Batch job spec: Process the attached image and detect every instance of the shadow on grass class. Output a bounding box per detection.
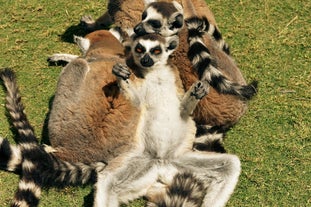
[59,23,89,43]
[41,95,54,145]
[83,189,95,207]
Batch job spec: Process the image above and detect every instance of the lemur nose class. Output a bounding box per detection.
[140,54,154,67]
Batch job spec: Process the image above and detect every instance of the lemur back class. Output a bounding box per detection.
[48,30,140,163]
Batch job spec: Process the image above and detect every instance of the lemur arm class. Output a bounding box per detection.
[112,63,141,107]
[180,81,208,119]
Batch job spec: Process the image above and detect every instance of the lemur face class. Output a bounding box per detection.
[134,1,184,37]
[131,34,179,69]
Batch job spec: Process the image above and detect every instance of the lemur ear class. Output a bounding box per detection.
[172,13,184,29]
[170,1,184,29]
[166,35,179,54]
[172,1,183,13]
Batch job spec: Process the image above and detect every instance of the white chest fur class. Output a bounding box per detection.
[134,67,192,158]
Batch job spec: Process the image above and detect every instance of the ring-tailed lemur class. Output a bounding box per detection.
[0,33,240,207]
[47,29,142,164]
[94,32,241,207]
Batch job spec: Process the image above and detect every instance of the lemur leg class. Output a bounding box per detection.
[48,35,89,64]
[48,59,90,141]
[47,54,79,64]
[174,151,241,207]
[73,35,90,55]
[94,154,159,207]
[112,63,141,107]
[180,81,209,119]
[80,12,113,32]
[54,58,90,100]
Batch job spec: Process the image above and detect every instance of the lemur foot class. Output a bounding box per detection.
[191,81,209,100]
[80,15,95,31]
[73,35,89,55]
[112,63,131,80]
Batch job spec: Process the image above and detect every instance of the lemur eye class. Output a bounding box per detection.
[135,43,145,54]
[151,47,162,55]
[148,20,162,29]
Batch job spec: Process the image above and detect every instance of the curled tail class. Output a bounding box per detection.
[202,17,231,55]
[0,68,105,206]
[186,17,258,100]
[146,172,207,207]
[181,0,230,54]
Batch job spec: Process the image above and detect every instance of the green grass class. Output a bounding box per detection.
[0,0,310,206]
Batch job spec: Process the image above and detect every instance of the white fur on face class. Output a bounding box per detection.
[132,39,169,68]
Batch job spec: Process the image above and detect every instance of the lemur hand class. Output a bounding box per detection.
[112,63,131,80]
[191,81,209,100]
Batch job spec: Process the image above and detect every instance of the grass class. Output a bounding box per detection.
[0,0,310,206]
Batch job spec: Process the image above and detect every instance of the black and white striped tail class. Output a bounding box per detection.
[0,68,105,207]
[0,68,37,144]
[193,124,227,153]
[0,137,105,207]
[187,16,230,55]
[146,172,207,207]
[186,17,258,100]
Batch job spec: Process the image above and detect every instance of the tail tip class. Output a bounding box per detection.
[243,80,258,100]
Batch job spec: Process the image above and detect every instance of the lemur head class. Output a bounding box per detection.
[126,33,179,71]
[134,1,184,37]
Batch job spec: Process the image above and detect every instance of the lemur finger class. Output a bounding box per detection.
[112,63,131,80]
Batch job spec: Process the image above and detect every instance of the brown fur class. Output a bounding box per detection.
[173,25,247,128]
[99,0,249,128]
[48,30,140,163]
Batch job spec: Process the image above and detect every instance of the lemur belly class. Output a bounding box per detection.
[136,68,189,157]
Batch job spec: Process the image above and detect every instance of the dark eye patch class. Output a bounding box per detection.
[135,43,146,54]
[150,46,162,55]
[142,11,147,20]
[148,19,162,29]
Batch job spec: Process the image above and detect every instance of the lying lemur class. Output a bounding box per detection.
[47,29,141,164]
[48,1,257,163]
[82,0,231,53]
[0,27,241,207]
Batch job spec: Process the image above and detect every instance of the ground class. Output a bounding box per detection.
[0,0,310,206]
